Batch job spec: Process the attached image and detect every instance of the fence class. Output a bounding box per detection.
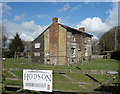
[2,64,119,94]
[2,56,119,93]
[14,52,32,64]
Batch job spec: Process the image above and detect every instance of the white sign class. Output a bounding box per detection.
[35,43,40,48]
[23,69,52,92]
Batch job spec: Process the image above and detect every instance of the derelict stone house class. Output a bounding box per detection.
[31,17,93,65]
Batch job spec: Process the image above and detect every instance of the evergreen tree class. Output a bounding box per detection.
[9,33,24,57]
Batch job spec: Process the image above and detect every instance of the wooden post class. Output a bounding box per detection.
[107,52,111,59]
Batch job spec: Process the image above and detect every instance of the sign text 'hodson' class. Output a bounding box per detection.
[23,69,52,92]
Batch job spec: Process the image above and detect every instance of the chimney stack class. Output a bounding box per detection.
[79,27,85,32]
[52,17,58,24]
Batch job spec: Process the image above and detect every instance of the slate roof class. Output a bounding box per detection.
[32,23,93,44]
[59,23,93,37]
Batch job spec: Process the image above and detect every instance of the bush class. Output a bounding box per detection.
[111,51,120,60]
[2,51,12,58]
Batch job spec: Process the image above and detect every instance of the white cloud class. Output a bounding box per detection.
[76,2,118,39]
[72,7,78,10]
[0,3,12,22]
[2,3,12,16]
[3,20,48,41]
[72,5,81,11]
[76,17,110,37]
[58,17,69,25]
[105,3,118,27]
[2,3,11,10]
[34,14,47,19]
[14,14,25,21]
[58,3,70,12]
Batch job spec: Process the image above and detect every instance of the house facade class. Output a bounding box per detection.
[31,17,93,65]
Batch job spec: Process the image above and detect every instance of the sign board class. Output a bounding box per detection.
[85,52,88,56]
[46,52,49,57]
[73,52,75,56]
[23,69,52,92]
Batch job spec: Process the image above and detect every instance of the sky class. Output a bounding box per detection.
[1,2,118,41]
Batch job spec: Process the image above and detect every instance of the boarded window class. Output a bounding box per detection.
[34,43,40,48]
[34,52,40,56]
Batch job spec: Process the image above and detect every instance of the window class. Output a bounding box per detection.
[34,52,40,56]
[85,37,88,44]
[34,43,40,48]
[73,37,76,41]
[85,45,91,51]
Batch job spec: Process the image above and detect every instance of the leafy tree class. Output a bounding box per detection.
[1,25,10,57]
[99,27,120,54]
[9,33,24,57]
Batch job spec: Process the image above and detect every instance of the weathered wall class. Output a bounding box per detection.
[49,23,59,65]
[66,31,71,65]
[31,19,92,65]
[58,25,67,65]
[31,33,44,63]
[67,31,86,64]
[65,29,92,64]
[84,36,92,61]
[44,29,50,64]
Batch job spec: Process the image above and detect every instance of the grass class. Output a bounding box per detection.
[53,73,70,82]
[53,82,85,91]
[66,73,94,82]
[3,58,73,70]
[110,78,120,83]
[3,58,119,71]
[89,74,114,83]
[2,58,119,92]
[75,59,119,71]
[5,71,15,78]
[5,80,22,86]
[66,73,113,83]
[11,71,23,80]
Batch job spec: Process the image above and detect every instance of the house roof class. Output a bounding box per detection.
[31,23,93,44]
[59,23,93,37]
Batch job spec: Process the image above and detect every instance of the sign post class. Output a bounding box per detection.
[23,69,52,92]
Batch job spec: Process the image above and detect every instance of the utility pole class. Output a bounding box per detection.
[115,27,118,51]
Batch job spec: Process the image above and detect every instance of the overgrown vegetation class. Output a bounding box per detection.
[99,27,120,53]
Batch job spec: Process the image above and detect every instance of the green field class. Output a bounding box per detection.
[2,58,120,93]
[3,58,119,70]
